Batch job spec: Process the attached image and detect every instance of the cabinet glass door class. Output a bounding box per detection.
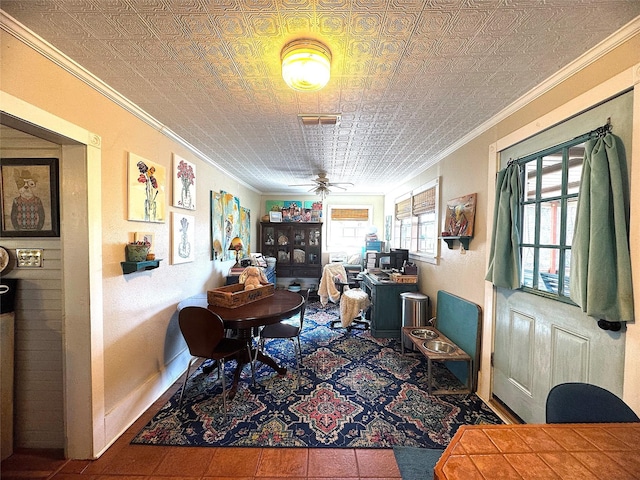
[262,226,277,258]
[276,227,290,264]
[308,227,321,265]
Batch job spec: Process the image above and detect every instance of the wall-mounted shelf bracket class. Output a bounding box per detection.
[121,259,162,275]
[441,236,472,250]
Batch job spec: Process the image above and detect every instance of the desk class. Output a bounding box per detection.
[360,273,418,338]
[178,290,304,396]
[434,423,640,479]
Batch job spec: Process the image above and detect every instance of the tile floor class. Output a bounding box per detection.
[1,381,402,480]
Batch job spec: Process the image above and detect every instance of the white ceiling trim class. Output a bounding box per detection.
[0,10,259,194]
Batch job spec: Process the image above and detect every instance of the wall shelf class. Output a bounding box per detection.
[121,259,162,275]
[441,236,472,250]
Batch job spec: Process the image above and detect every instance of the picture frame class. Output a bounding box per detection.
[269,211,282,223]
[0,158,60,237]
[127,152,166,223]
[171,212,195,264]
[172,154,196,210]
[134,231,155,253]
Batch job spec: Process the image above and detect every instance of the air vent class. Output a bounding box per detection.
[298,113,341,126]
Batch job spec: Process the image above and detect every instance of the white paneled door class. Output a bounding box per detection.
[493,288,626,424]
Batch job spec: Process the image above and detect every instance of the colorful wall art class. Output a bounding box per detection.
[172,154,196,210]
[128,152,166,223]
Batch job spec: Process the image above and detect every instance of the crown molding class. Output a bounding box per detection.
[0,10,259,194]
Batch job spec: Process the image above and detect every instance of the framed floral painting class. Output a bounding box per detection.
[172,154,196,210]
[171,212,195,264]
[128,153,166,223]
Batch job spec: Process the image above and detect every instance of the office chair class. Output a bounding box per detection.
[254,290,309,388]
[546,382,640,424]
[178,306,255,416]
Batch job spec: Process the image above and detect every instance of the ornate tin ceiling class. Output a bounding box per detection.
[2,1,639,195]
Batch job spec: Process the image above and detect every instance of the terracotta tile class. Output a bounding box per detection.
[458,429,499,454]
[471,453,522,479]
[485,428,533,453]
[92,475,147,480]
[308,448,358,478]
[504,453,560,479]
[202,477,254,480]
[58,459,94,474]
[538,452,599,478]
[572,451,633,478]
[94,444,168,476]
[153,447,216,476]
[355,449,401,478]
[1,449,66,472]
[440,455,483,480]
[206,447,262,477]
[514,427,562,451]
[256,448,308,477]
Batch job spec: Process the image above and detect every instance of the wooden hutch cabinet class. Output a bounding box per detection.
[259,222,322,279]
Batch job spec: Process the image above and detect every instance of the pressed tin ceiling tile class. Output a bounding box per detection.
[2,0,639,194]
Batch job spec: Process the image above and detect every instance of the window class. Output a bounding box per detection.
[327,206,372,250]
[518,139,585,299]
[394,178,439,262]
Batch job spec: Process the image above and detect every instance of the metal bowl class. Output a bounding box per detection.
[410,328,439,340]
[423,340,456,354]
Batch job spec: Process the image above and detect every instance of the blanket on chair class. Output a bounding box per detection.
[318,263,348,306]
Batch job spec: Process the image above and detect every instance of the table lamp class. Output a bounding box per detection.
[228,236,244,267]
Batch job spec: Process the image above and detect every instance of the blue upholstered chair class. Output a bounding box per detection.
[545,382,640,424]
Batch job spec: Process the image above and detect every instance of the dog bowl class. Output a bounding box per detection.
[410,329,439,340]
[423,340,456,354]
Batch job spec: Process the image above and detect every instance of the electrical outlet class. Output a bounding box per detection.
[16,248,43,267]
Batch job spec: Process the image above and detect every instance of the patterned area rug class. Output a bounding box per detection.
[132,301,502,448]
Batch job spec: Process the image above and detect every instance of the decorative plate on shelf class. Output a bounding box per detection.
[0,247,9,273]
[277,235,288,245]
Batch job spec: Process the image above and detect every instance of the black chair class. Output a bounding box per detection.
[546,382,640,424]
[178,306,255,416]
[254,290,309,388]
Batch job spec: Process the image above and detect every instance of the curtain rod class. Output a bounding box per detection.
[507,118,613,167]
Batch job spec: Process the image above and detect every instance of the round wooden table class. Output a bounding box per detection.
[178,290,305,397]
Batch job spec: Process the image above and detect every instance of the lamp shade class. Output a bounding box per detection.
[228,237,244,252]
[281,39,331,92]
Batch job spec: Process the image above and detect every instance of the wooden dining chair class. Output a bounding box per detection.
[178,306,255,416]
[546,382,640,424]
[254,289,309,388]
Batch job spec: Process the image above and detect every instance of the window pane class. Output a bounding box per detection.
[524,161,538,201]
[563,250,572,295]
[567,143,584,195]
[540,153,563,199]
[418,212,436,254]
[565,197,578,246]
[522,204,536,244]
[538,247,561,294]
[522,246,535,288]
[539,201,561,246]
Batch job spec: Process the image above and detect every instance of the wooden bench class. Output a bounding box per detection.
[401,290,482,395]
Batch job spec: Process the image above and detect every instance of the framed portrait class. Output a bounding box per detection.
[171,212,195,264]
[0,158,60,237]
[269,211,282,223]
[172,154,196,210]
[127,152,166,223]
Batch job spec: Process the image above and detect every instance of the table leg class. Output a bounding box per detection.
[227,329,287,399]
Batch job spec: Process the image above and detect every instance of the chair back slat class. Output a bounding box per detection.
[178,306,225,358]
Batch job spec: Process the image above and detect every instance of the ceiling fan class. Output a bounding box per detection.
[290,173,353,198]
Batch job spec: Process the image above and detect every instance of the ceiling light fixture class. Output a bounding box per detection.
[281,39,331,92]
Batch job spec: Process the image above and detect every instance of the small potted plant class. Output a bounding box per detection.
[126,240,151,262]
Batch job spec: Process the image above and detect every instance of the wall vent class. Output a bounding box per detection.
[298,114,341,126]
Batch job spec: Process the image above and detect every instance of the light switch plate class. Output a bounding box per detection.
[16,248,43,267]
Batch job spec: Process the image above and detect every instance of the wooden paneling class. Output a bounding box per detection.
[1,126,64,449]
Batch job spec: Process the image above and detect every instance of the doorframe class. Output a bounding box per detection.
[0,91,105,459]
[481,63,640,414]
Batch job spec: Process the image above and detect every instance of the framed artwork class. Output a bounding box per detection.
[210,191,223,260]
[221,191,241,261]
[172,154,196,210]
[127,152,166,223]
[265,200,322,222]
[269,211,282,222]
[171,212,195,264]
[134,231,154,253]
[444,193,477,237]
[0,158,60,237]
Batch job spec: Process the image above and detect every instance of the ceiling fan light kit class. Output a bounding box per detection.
[281,39,331,92]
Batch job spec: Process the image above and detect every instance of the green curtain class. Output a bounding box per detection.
[485,163,522,289]
[569,133,634,322]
